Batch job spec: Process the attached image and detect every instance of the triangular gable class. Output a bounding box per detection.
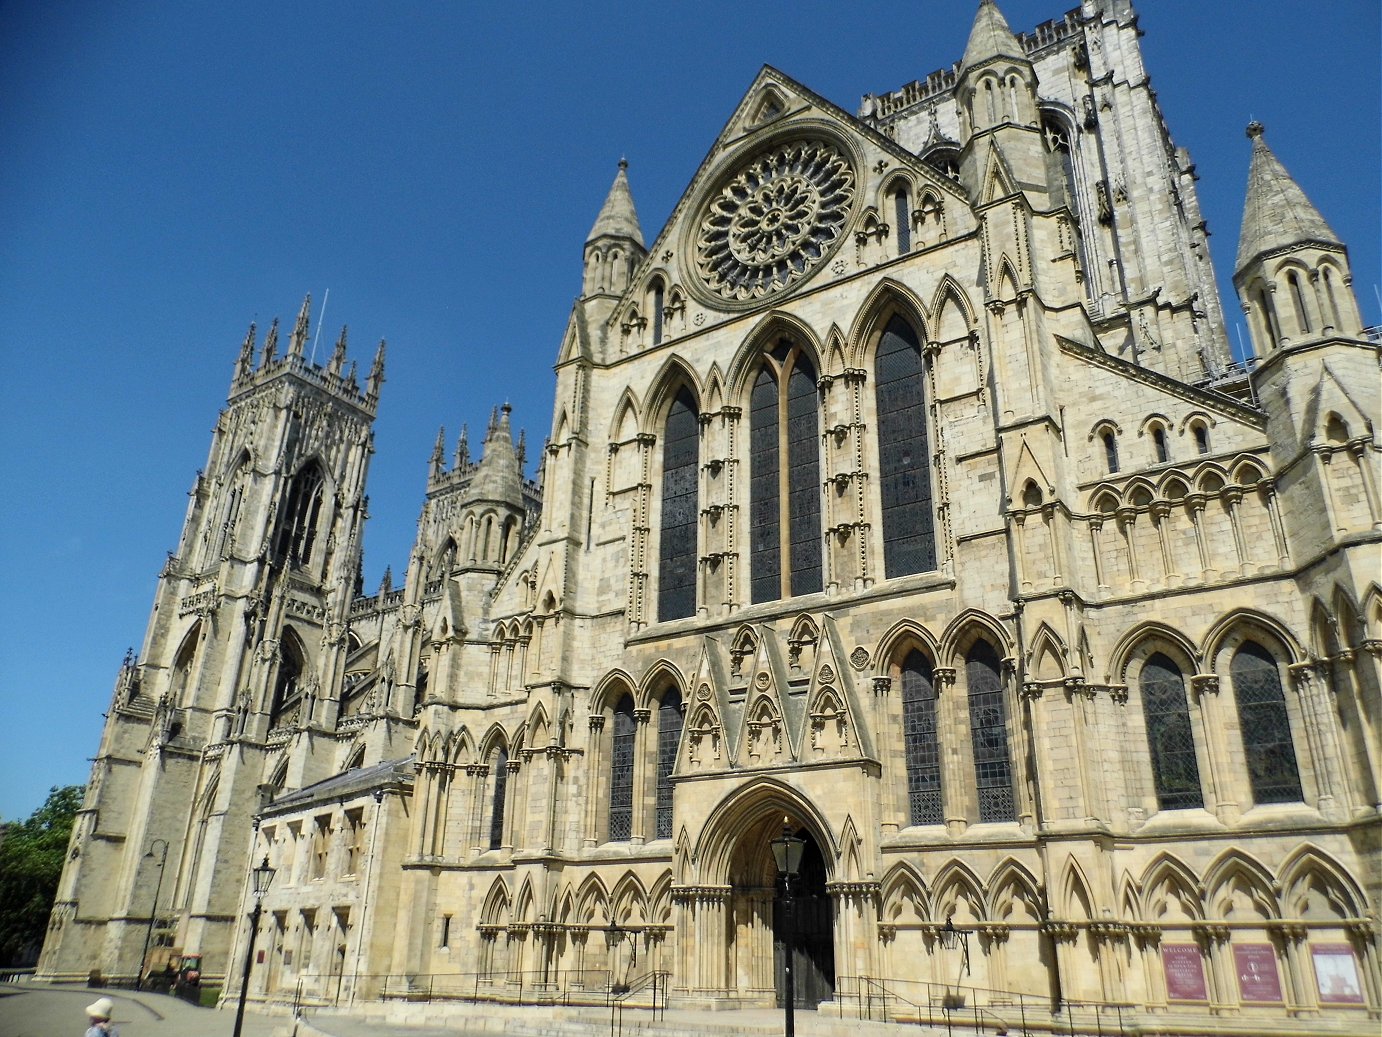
[977,138,1019,206]
[612,65,972,330]
[1304,361,1373,444]
[821,615,875,761]
[557,304,593,366]
[1010,437,1053,500]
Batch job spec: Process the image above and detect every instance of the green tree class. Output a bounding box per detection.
[0,785,83,965]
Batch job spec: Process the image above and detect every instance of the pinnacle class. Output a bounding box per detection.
[1235,122,1340,273]
[587,159,644,247]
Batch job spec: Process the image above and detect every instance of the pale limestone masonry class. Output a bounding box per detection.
[41,1,1379,1031]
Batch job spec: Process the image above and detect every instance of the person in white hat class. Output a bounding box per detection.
[84,996,118,1037]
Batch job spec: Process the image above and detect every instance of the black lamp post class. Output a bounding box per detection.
[770,821,805,1037]
[136,839,169,990]
[939,915,972,980]
[231,856,275,1037]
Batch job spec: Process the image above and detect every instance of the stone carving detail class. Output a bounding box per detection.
[696,140,855,301]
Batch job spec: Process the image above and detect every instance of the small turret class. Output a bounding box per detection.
[1234,122,1363,353]
[454,425,471,470]
[260,318,279,367]
[366,340,386,400]
[429,427,447,479]
[328,326,348,377]
[234,322,256,384]
[582,159,646,298]
[289,294,311,357]
[954,0,1053,206]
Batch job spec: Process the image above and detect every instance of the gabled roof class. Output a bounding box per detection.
[1235,122,1341,273]
[264,756,414,816]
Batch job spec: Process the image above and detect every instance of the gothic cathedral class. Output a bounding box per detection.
[41,1,1381,1028]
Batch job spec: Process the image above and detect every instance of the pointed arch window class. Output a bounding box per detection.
[1140,653,1203,810]
[1231,642,1303,804]
[658,389,699,621]
[274,462,325,567]
[651,281,665,346]
[1287,271,1311,334]
[750,340,822,602]
[1153,426,1169,464]
[1193,423,1210,455]
[875,316,937,578]
[893,185,911,255]
[269,632,305,729]
[608,694,636,841]
[488,747,508,849]
[655,688,683,840]
[899,650,942,825]
[966,641,1015,822]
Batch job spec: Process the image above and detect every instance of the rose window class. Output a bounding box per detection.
[696,140,855,302]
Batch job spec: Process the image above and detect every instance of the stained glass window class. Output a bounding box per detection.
[655,689,682,839]
[900,650,942,825]
[609,695,635,841]
[750,342,821,602]
[658,390,699,620]
[652,282,665,345]
[875,317,936,578]
[489,747,508,850]
[1231,642,1303,804]
[1140,653,1203,810]
[966,641,1015,822]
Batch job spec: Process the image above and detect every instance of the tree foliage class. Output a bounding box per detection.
[0,785,83,965]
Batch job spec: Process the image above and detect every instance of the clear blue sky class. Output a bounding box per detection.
[1,1,1377,822]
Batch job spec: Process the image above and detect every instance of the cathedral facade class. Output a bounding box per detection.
[41,1,1380,1029]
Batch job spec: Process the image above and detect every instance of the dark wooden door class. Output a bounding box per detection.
[773,832,835,1009]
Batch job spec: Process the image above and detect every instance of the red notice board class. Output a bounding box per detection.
[1233,943,1282,1003]
[1162,943,1208,1002]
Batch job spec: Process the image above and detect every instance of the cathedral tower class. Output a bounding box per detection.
[40,298,382,983]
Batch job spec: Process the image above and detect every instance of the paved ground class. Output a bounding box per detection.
[0,983,287,1037]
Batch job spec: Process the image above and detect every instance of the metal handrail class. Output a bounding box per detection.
[609,969,669,1037]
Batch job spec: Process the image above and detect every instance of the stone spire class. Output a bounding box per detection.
[961,0,1027,72]
[234,322,256,383]
[1235,122,1342,274]
[587,159,644,247]
[470,402,524,508]
[430,426,447,478]
[366,340,386,400]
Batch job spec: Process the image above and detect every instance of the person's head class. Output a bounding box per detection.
[85,997,114,1022]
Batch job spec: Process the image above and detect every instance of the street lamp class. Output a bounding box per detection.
[231,856,276,1037]
[604,919,627,994]
[136,839,169,990]
[770,820,805,1037]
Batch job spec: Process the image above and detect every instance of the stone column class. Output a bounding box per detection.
[1150,501,1176,583]
[1193,923,1235,1015]
[1270,922,1316,1017]
[583,714,605,848]
[1349,439,1382,529]
[1190,674,1237,823]
[1288,661,1347,818]
[1222,488,1249,574]
[1089,516,1109,590]
[936,667,967,835]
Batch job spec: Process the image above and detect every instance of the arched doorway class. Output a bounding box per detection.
[773,826,835,1010]
[721,811,836,1009]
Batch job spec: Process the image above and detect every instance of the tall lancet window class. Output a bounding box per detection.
[488,747,508,850]
[966,640,1015,822]
[750,340,822,602]
[608,694,636,841]
[900,650,942,825]
[654,688,682,839]
[875,316,937,578]
[1140,653,1203,810]
[1231,642,1303,804]
[893,185,911,255]
[658,389,699,621]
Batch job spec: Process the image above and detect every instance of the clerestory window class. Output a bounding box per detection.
[899,650,942,825]
[1140,653,1203,810]
[608,695,635,841]
[966,641,1015,822]
[654,689,682,839]
[1231,642,1303,804]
